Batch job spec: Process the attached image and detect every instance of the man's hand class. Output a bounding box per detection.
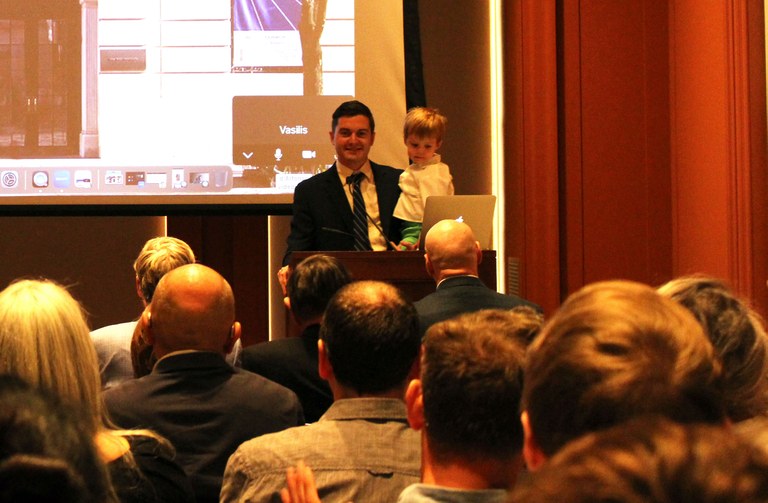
[280,461,321,503]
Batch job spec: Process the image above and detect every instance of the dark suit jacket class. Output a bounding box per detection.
[283,161,404,265]
[241,324,332,423]
[103,351,304,503]
[413,276,542,336]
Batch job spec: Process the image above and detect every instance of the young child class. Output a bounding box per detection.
[394,107,454,249]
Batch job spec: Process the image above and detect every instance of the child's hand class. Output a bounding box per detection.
[398,240,418,251]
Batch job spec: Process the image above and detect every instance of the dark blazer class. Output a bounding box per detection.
[241,324,332,423]
[283,161,404,265]
[103,351,304,503]
[414,276,542,336]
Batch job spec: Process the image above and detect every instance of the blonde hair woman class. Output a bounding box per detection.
[0,278,194,503]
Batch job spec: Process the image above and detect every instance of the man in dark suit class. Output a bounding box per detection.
[104,264,304,503]
[242,254,351,422]
[414,219,541,335]
[281,100,404,270]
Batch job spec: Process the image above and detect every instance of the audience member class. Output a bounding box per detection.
[521,280,726,471]
[280,99,404,272]
[398,308,542,502]
[658,275,768,421]
[414,219,540,335]
[509,416,768,503]
[221,280,422,503]
[0,278,195,502]
[242,254,351,422]
[0,374,115,503]
[91,236,241,387]
[104,264,304,503]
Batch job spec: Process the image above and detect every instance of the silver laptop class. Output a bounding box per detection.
[420,195,497,250]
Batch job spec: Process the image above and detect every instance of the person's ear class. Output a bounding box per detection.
[425,253,435,278]
[522,410,548,471]
[405,379,425,431]
[135,276,146,306]
[140,309,155,345]
[318,339,333,381]
[475,241,483,265]
[224,322,241,354]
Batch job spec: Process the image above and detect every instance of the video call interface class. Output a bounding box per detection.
[0,0,391,202]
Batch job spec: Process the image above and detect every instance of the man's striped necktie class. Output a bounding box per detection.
[346,172,372,251]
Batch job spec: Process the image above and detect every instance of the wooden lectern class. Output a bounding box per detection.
[288,250,497,303]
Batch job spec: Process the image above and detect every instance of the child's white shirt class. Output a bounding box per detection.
[393,154,454,222]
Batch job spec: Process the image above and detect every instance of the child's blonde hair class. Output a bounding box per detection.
[403,106,447,142]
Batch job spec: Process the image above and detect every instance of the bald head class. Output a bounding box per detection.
[145,264,238,357]
[424,219,481,281]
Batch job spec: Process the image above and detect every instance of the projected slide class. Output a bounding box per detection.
[0,0,405,209]
[232,0,304,72]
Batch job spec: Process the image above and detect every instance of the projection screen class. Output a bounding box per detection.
[0,0,406,213]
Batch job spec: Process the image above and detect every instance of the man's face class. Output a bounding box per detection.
[330,115,375,171]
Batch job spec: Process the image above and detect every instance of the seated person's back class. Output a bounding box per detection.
[222,281,423,503]
[104,264,304,503]
[242,254,351,422]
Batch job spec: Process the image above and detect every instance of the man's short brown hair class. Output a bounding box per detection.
[523,280,726,457]
[422,308,542,461]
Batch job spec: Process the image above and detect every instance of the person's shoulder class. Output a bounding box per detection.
[233,421,318,458]
[485,289,542,313]
[293,166,339,201]
[243,338,302,357]
[433,160,452,175]
[508,295,543,313]
[221,425,318,499]
[233,366,302,398]
[91,320,137,341]
[102,373,151,405]
[413,289,437,307]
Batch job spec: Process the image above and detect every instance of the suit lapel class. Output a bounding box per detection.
[324,164,354,231]
[372,162,396,235]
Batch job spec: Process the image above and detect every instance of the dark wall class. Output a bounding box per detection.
[418,0,492,197]
[0,216,163,329]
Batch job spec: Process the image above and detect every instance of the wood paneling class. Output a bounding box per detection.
[563,1,672,288]
[669,0,768,315]
[503,0,560,314]
[507,0,767,316]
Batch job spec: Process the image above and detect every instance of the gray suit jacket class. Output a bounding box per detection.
[221,398,420,503]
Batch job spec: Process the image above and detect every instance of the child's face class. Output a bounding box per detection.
[405,134,441,165]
